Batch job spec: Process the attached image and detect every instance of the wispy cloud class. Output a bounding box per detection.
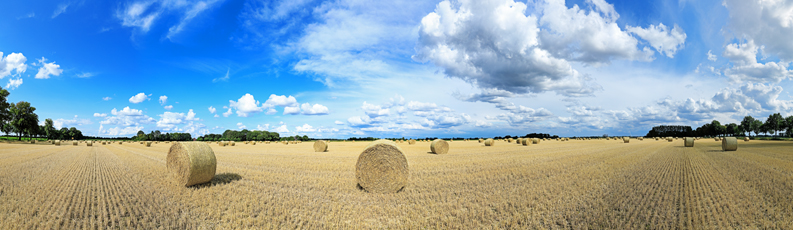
[17,12,35,20]
[52,3,70,18]
[212,68,230,82]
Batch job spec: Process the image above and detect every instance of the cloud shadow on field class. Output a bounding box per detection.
[191,173,242,188]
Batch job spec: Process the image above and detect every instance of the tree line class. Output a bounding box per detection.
[132,130,193,141]
[0,86,91,140]
[646,113,793,138]
[196,129,303,142]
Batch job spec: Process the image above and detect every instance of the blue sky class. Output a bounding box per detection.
[2,0,792,138]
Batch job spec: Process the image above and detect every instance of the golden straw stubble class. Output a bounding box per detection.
[313,140,328,152]
[430,139,449,154]
[167,142,217,187]
[355,140,409,193]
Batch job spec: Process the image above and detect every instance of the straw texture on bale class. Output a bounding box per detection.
[54,140,60,146]
[722,137,738,151]
[167,142,217,187]
[484,138,495,146]
[313,140,328,152]
[522,138,530,146]
[684,137,694,147]
[146,141,152,147]
[355,140,409,193]
[744,137,750,142]
[430,139,449,154]
[623,137,630,143]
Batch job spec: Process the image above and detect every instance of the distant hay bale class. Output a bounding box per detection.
[408,139,416,145]
[73,141,78,146]
[522,138,530,146]
[532,138,540,144]
[119,142,122,145]
[146,141,152,147]
[251,142,256,145]
[54,140,61,146]
[430,139,449,154]
[516,138,523,145]
[167,142,217,187]
[638,137,644,141]
[478,139,484,143]
[714,137,720,142]
[623,137,630,143]
[230,142,235,146]
[667,137,673,142]
[355,140,408,193]
[484,138,495,146]
[507,139,513,143]
[744,137,750,142]
[284,141,289,145]
[722,137,738,151]
[87,141,93,146]
[684,137,694,147]
[313,140,328,152]
[140,141,143,144]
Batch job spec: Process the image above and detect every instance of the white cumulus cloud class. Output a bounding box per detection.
[626,23,687,58]
[159,95,168,105]
[129,92,150,104]
[34,57,63,79]
[300,103,329,115]
[0,52,27,79]
[229,93,264,117]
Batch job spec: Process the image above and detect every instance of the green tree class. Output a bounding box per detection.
[44,118,56,139]
[766,113,785,136]
[726,123,738,136]
[710,120,724,137]
[0,87,10,135]
[785,115,793,137]
[741,116,755,137]
[751,120,763,136]
[9,101,39,140]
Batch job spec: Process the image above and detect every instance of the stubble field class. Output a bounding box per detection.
[1,139,792,229]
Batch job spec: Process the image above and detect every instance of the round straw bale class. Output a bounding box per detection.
[516,138,523,145]
[251,142,256,145]
[478,139,484,143]
[167,142,217,187]
[408,139,416,145]
[54,140,60,146]
[314,140,328,152]
[684,137,694,147]
[118,142,122,145]
[638,137,644,141]
[532,138,540,144]
[229,142,235,146]
[146,141,152,147]
[86,141,92,146]
[714,137,719,141]
[355,140,408,193]
[73,141,78,146]
[667,137,673,142]
[623,137,630,143]
[522,138,530,146]
[484,138,495,146]
[507,139,513,143]
[744,137,750,142]
[722,137,738,151]
[430,139,449,154]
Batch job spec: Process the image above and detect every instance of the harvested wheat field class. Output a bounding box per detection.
[1,139,793,229]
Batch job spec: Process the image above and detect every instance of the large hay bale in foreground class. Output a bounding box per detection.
[744,137,750,142]
[54,140,60,146]
[484,138,495,146]
[313,140,328,152]
[355,140,408,193]
[167,142,217,187]
[146,141,152,147]
[722,137,738,151]
[684,137,694,147]
[430,139,449,154]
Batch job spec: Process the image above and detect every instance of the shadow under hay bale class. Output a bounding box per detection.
[190,173,243,188]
